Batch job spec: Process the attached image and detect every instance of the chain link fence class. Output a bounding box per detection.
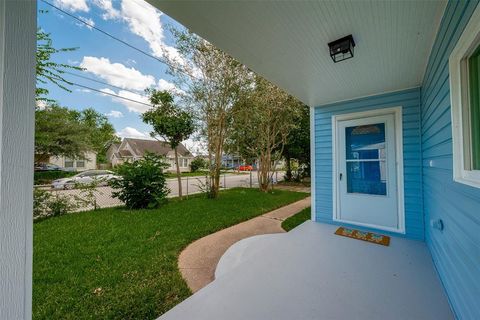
[34,171,284,216]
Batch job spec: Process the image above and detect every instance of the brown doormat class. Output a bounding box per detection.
[334,227,390,246]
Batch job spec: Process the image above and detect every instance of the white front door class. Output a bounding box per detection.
[334,110,403,232]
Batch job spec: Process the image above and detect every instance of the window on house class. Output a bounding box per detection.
[76,158,85,168]
[179,158,188,168]
[64,158,74,168]
[469,47,480,170]
[449,7,480,188]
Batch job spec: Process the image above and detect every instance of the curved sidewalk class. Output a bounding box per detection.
[178,196,311,292]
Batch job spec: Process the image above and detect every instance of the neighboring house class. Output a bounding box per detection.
[107,138,194,172]
[221,154,242,169]
[47,151,97,172]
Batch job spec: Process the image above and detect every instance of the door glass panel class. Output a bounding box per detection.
[346,123,385,160]
[347,161,387,195]
[345,122,387,195]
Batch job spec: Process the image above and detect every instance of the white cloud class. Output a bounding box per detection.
[92,0,120,20]
[75,88,92,93]
[93,0,188,68]
[77,16,95,30]
[157,78,186,96]
[183,138,207,156]
[36,100,47,110]
[116,127,151,139]
[105,110,123,118]
[125,58,137,66]
[99,87,152,113]
[120,0,165,57]
[80,56,156,92]
[53,0,89,12]
[157,79,176,92]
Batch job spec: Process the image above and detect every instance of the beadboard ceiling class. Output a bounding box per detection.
[149,1,446,107]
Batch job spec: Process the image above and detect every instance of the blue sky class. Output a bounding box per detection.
[37,0,201,150]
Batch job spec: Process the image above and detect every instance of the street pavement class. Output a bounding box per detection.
[46,172,285,210]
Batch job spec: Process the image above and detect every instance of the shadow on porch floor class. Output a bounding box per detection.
[159,221,453,320]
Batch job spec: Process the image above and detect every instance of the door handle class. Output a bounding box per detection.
[339,173,343,181]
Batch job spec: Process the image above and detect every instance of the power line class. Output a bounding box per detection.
[64,71,149,99]
[41,0,199,81]
[69,82,152,108]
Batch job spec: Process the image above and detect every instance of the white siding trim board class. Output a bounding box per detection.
[310,106,316,221]
[0,1,36,318]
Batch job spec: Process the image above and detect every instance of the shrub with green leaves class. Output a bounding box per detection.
[190,156,207,172]
[110,153,170,209]
[33,188,79,219]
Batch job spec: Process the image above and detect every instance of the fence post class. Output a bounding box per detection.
[249,170,252,188]
[186,176,189,198]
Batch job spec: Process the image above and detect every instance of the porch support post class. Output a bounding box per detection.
[0,1,36,319]
[310,106,316,221]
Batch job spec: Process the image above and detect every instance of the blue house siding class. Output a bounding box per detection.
[421,1,480,319]
[313,88,424,240]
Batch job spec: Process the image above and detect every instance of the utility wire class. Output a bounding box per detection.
[70,82,152,108]
[41,0,198,81]
[64,71,149,98]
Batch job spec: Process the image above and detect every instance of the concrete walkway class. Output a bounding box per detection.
[178,196,311,292]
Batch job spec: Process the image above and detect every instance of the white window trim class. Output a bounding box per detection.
[449,4,480,188]
[332,107,405,234]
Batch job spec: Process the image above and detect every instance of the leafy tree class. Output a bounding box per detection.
[142,90,195,198]
[76,108,119,164]
[190,156,207,172]
[230,76,303,192]
[282,105,310,181]
[35,105,118,164]
[35,105,91,163]
[36,29,83,102]
[110,153,170,209]
[163,29,252,198]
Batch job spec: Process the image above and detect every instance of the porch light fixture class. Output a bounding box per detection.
[328,35,355,63]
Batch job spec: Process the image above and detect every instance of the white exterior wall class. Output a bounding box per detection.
[166,157,192,172]
[0,1,36,318]
[49,151,97,171]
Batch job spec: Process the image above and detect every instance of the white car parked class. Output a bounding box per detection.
[51,170,120,189]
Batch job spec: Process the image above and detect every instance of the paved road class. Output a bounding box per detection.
[46,172,285,211]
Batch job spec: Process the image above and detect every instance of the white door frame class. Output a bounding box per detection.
[332,106,405,234]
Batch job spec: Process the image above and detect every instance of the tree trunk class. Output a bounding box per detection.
[285,154,292,181]
[211,148,222,198]
[174,147,183,199]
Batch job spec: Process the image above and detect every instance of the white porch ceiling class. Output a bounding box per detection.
[149,1,446,107]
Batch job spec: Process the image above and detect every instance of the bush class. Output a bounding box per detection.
[109,153,170,209]
[33,188,79,219]
[190,156,207,172]
[33,189,52,218]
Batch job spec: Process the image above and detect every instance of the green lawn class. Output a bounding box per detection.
[281,207,311,232]
[33,188,308,320]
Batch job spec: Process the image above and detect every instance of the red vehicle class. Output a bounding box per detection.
[238,165,253,171]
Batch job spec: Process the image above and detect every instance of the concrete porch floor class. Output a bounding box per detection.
[159,221,453,320]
